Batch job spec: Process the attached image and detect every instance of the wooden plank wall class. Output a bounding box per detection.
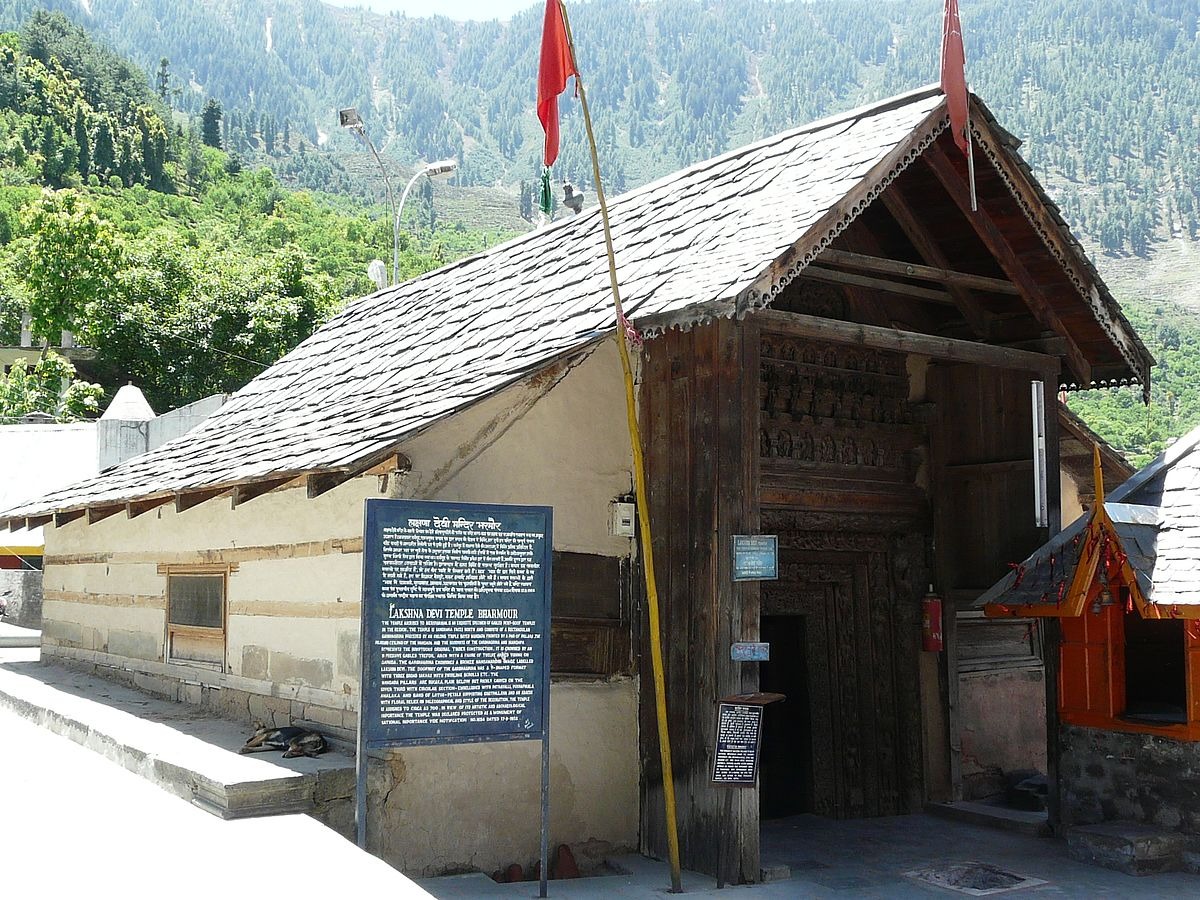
[926,362,1059,802]
[639,318,759,882]
[929,363,1044,596]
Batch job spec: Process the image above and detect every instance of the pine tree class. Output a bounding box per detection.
[519,179,532,221]
[93,117,114,175]
[201,98,222,149]
[73,107,90,178]
[117,132,136,185]
[156,58,171,104]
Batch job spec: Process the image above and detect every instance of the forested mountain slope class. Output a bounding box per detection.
[6,0,1199,260]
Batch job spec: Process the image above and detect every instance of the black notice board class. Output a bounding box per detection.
[711,702,764,786]
[360,499,552,749]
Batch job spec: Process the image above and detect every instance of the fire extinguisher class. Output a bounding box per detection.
[922,585,944,652]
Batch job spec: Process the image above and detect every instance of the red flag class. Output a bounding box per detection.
[940,0,969,155]
[537,0,577,168]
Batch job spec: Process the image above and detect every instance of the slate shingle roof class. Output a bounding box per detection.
[978,427,1200,609]
[0,86,1151,523]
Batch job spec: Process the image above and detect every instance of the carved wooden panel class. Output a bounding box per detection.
[759,334,923,488]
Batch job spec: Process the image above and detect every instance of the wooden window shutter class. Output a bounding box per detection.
[1187,622,1200,726]
[1059,601,1119,720]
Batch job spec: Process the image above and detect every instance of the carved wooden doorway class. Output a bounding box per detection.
[759,518,926,820]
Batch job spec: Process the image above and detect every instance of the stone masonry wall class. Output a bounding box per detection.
[0,569,42,628]
[1061,724,1200,835]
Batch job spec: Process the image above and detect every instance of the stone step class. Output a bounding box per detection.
[926,801,1049,836]
[0,623,41,648]
[1067,821,1184,876]
[0,653,355,824]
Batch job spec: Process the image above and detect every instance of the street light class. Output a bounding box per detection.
[339,108,458,286]
[339,108,397,280]
[393,158,458,285]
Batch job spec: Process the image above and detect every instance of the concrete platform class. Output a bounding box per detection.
[0,621,41,648]
[0,648,354,823]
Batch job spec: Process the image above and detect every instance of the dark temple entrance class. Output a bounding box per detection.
[759,613,812,819]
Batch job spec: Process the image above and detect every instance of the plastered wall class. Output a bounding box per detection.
[41,339,640,874]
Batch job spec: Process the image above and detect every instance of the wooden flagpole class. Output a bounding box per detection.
[556,1,683,891]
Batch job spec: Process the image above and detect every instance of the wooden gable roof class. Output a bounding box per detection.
[0,86,1153,527]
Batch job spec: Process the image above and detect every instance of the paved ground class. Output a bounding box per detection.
[420,813,1200,898]
[0,695,429,899]
[0,620,40,647]
[4,644,1199,898]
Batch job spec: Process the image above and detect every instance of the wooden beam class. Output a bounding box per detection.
[819,247,1020,295]
[876,191,999,340]
[175,486,231,513]
[126,496,173,519]
[1001,335,1069,356]
[54,509,86,528]
[921,142,1093,386]
[25,514,52,529]
[801,266,958,306]
[753,309,1060,375]
[835,217,947,336]
[87,504,124,525]
[231,476,294,508]
[307,452,411,500]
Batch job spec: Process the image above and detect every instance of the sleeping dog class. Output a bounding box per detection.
[239,724,328,758]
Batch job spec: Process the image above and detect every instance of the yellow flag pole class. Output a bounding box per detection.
[556,1,683,891]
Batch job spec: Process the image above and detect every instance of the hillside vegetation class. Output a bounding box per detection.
[0,12,511,416]
[7,0,1199,260]
[0,1,1199,463]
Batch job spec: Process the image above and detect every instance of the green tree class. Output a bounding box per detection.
[73,106,89,178]
[156,57,170,103]
[135,105,167,189]
[201,98,222,149]
[20,189,120,341]
[0,350,103,423]
[116,132,137,185]
[92,117,114,175]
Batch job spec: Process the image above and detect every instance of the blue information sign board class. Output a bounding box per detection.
[360,499,553,749]
[357,498,554,895]
[732,534,778,581]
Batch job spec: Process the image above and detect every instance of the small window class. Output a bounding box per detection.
[1123,611,1186,725]
[550,552,631,677]
[166,571,226,670]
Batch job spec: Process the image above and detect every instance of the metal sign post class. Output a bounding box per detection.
[356,499,553,897]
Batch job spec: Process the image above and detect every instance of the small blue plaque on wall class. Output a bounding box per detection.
[732,534,778,582]
[731,642,770,662]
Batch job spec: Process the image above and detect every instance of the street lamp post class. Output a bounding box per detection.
[338,108,457,287]
[338,108,397,276]
[392,158,458,286]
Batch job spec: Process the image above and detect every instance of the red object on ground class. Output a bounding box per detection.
[940,0,969,155]
[537,0,578,167]
[553,843,581,879]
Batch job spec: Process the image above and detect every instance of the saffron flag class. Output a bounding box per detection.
[537,0,577,168]
[940,0,969,155]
